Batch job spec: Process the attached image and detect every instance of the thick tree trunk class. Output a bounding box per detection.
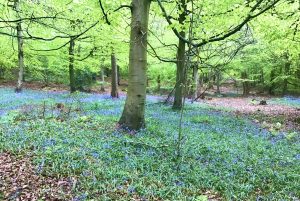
[69,37,76,93]
[173,36,186,109]
[111,53,119,98]
[119,0,151,130]
[15,0,24,93]
[173,0,187,109]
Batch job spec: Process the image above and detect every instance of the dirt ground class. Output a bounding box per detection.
[0,80,128,94]
[0,152,74,201]
[202,97,300,131]
[1,81,299,131]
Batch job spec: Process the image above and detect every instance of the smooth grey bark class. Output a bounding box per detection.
[111,53,119,98]
[69,37,76,93]
[173,0,187,109]
[173,38,186,109]
[119,0,151,130]
[15,0,24,93]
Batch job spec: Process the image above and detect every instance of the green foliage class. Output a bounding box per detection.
[75,68,97,91]
[194,195,208,201]
[0,0,299,94]
[190,116,212,124]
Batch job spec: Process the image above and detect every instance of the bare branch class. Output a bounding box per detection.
[30,21,99,51]
[98,0,111,25]
[114,5,133,12]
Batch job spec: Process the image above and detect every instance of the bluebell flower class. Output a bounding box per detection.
[91,152,99,159]
[175,180,184,186]
[36,159,45,174]
[102,143,111,149]
[117,185,123,190]
[73,193,87,201]
[127,186,136,194]
[295,154,300,160]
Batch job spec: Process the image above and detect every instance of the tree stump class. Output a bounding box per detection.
[259,100,267,105]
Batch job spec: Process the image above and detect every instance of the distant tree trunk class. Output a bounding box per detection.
[69,37,76,93]
[297,54,300,79]
[100,67,105,92]
[269,68,275,95]
[119,0,151,130]
[203,73,208,83]
[111,53,119,98]
[282,53,290,96]
[117,65,121,86]
[41,56,49,86]
[216,71,221,95]
[260,69,264,85]
[15,0,24,93]
[105,68,109,77]
[193,66,199,99]
[22,66,25,82]
[199,72,203,95]
[242,71,250,96]
[173,0,187,109]
[0,67,4,79]
[208,70,214,89]
[157,74,161,92]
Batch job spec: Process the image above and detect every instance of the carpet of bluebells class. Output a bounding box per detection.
[0,87,300,200]
[270,96,300,108]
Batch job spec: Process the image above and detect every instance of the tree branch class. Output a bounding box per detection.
[30,21,99,51]
[98,0,111,25]
[114,5,133,12]
[157,0,281,47]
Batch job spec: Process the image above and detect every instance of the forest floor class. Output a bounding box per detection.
[203,96,300,131]
[0,86,300,200]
